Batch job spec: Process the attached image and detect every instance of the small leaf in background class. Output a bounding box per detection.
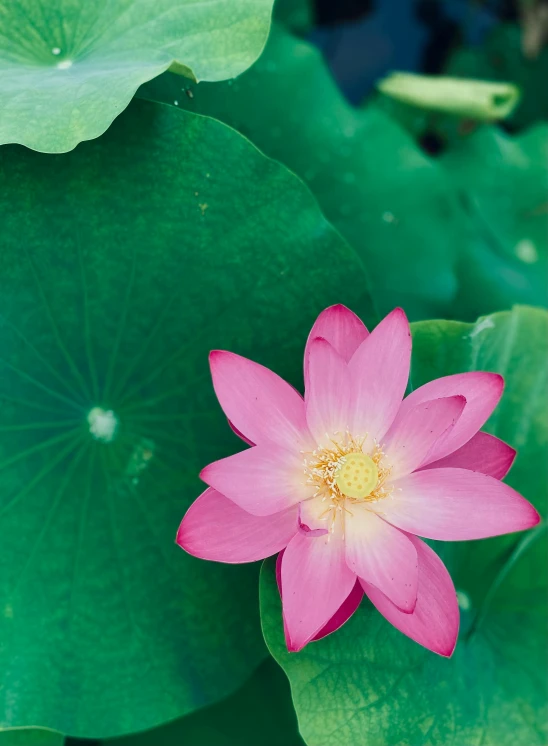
[0,0,274,153]
[377,72,520,121]
[139,25,547,322]
[0,99,373,738]
[0,730,63,746]
[105,658,304,746]
[261,306,548,746]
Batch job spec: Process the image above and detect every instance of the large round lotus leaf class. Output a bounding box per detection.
[0,99,372,738]
[140,25,546,323]
[0,0,274,153]
[261,306,548,746]
[106,658,304,746]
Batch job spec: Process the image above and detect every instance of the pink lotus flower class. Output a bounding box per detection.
[177,306,540,656]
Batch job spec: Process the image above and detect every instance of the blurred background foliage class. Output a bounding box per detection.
[141,0,547,323]
[0,0,546,743]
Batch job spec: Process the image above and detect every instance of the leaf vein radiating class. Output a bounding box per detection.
[109,279,187,402]
[24,245,92,402]
[77,231,100,402]
[9,440,88,596]
[103,242,138,402]
[0,428,83,476]
[101,447,157,672]
[0,432,83,518]
[0,313,85,405]
[0,420,81,432]
[128,482,176,573]
[118,377,210,413]
[0,357,84,412]
[0,395,71,416]
[116,300,234,406]
[66,447,95,636]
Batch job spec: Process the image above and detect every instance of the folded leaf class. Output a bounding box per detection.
[377,72,520,121]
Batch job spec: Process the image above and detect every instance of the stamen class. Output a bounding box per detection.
[301,432,393,522]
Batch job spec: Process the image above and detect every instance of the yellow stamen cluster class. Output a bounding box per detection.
[302,432,393,533]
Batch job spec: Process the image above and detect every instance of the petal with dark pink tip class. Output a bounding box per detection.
[394,372,504,465]
[209,350,313,451]
[348,308,412,442]
[377,468,541,540]
[177,488,298,563]
[421,431,516,479]
[201,444,309,517]
[345,506,418,612]
[304,304,369,384]
[361,534,459,657]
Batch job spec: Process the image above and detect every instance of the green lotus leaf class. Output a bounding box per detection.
[139,25,546,321]
[0,99,372,738]
[260,306,548,746]
[0,0,274,153]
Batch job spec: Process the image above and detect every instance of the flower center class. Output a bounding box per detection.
[335,452,378,498]
[302,433,392,507]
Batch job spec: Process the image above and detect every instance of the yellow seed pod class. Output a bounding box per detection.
[335,452,378,499]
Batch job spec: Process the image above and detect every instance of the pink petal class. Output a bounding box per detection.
[275,554,363,642]
[361,534,459,657]
[305,338,351,447]
[394,372,504,466]
[312,581,364,641]
[378,468,541,540]
[383,396,466,480]
[281,528,356,652]
[421,431,516,479]
[177,488,298,563]
[201,444,309,517]
[348,308,412,442]
[345,506,418,612]
[304,305,369,384]
[209,351,313,451]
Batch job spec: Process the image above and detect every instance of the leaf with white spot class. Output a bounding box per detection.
[0,99,373,737]
[0,0,274,152]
